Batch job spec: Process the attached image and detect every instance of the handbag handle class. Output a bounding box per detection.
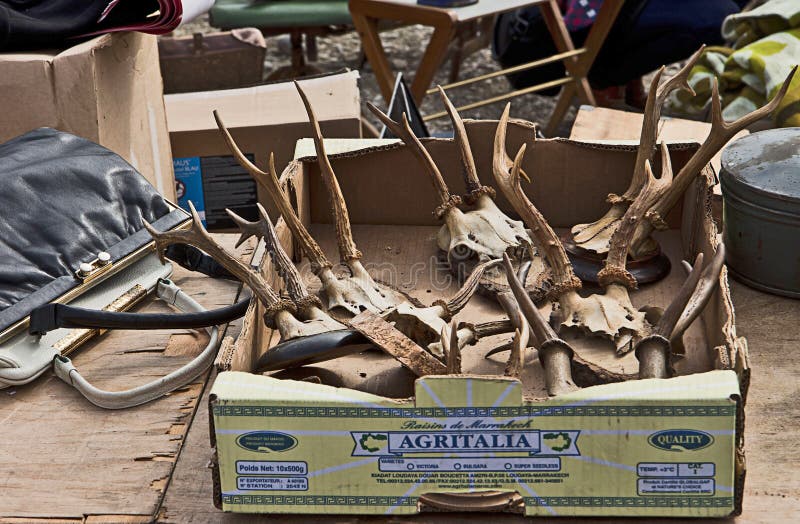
[51,279,224,409]
[29,279,250,335]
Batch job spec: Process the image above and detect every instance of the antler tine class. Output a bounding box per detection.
[213,110,332,272]
[255,203,319,308]
[437,85,490,200]
[493,142,580,298]
[632,66,798,255]
[367,102,461,218]
[599,142,673,289]
[654,252,705,338]
[295,82,362,262]
[504,253,577,396]
[226,209,264,249]
[440,320,462,374]
[670,244,726,341]
[502,253,556,344]
[144,201,285,311]
[443,258,503,314]
[493,103,530,183]
[625,47,703,200]
[505,326,528,379]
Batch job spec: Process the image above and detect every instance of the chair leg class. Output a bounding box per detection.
[306,33,318,62]
[449,37,464,84]
[291,30,306,72]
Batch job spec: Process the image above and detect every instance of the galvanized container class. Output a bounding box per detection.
[720,127,800,297]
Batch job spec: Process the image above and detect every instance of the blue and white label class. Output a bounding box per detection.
[173,156,206,225]
[237,476,308,491]
[351,430,579,456]
[638,478,715,495]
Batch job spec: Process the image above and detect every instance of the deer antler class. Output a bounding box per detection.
[227,204,346,336]
[492,136,581,299]
[295,82,361,263]
[144,201,289,315]
[494,112,675,352]
[214,111,331,272]
[630,67,797,257]
[570,48,703,254]
[440,320,462,374]
[503,254,578,396]
[367,102,461,218]
[635,246,726,378]
[145,201,348,349]
[215,111,402,318]
[391,258,501,357]
[367,101,537,289]
[294,83,406,313]
[226,204,313,310]
[437,86,494,201]
[437,87,534,259]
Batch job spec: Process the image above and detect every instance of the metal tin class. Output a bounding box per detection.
[720,127,800,297]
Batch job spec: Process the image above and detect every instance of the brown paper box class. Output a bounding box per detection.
[164,71,361,229]
[0,32,175,198]
[214,119,748,517]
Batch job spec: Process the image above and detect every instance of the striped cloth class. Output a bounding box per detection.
[667,0,800,127]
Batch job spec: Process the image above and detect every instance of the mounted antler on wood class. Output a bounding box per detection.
[569,47,704,257]
[493,113,727,383]
[567,45,796,280]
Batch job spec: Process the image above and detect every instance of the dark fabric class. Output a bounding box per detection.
[0,211,186,334]
[0,0,162,51]
[493,0,742,91]
[0,128,172,330]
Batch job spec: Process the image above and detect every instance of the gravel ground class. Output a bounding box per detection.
[174,17,683,137]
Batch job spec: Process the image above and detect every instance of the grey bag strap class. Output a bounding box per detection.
[52,279,221,409]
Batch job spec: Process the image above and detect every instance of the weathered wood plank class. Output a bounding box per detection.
[0,235,249,520]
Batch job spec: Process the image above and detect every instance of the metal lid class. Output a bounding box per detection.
[720,128,800,207]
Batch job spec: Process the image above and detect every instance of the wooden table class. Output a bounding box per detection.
[349,0,624,135]
[0,234,249,523]
[3,248,799,520]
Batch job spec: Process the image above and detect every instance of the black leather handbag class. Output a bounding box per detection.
[0,128,247,408]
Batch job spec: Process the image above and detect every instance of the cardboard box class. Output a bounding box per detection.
[0,33,174,198]
[164,71,361,230]
[158,29,267,95]
[209,120,748,517]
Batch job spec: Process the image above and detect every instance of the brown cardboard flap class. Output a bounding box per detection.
[298,128,698,230]
[0,33,174,198]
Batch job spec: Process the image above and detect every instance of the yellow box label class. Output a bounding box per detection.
[212,371,739,517]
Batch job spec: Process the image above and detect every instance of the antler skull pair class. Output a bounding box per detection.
[212,83,500,359]
[488,48,788,388]
[368,88,548,300]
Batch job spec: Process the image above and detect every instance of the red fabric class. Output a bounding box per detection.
[557,0,604,32]
[83,0,183,37]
